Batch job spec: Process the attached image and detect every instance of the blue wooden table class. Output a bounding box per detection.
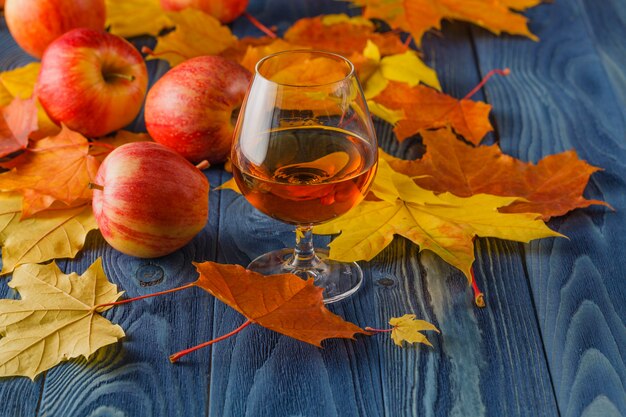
[1,0,625,416]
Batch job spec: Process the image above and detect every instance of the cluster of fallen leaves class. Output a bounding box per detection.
[0,259,437,379]
[0,0,610,379]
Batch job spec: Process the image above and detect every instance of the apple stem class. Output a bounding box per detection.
[141,46,189,60]
[94,282,195,311]
[105,73,136,82]
[195,160,210,170]
[169,319,253,363]
[470,267,486,308]
[243,12,277,38]
[88,183,104,191]
[463,68,510,100]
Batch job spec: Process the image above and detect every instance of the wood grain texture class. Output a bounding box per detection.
[472,0,626,416]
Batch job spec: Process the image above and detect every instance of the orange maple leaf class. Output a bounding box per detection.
[384,128,610,220]
[372,81,492,144]
[0,97,37,157]
[283,14,407,58]
[352,0,540,45]
[0,125,99,218]
[193,262,368,346]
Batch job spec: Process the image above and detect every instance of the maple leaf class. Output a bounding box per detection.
[0,63,59,139]
[237,38,308,73]
[105,0,173,38]
[314,158,562,280]
[149,9,237,67]
[370,81,492,144]
[283,14,407,58]
[0,194,97,275]
[385,128,609,220]
[352,0,539,45]
[219,36,276,64]
[192,262,368,346]
[0,259,124,379]
[361,41,440,99]
[0,125,100,217]
[388,314,439,347]
[0,97,37,157]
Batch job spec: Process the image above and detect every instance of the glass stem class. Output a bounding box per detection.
[289,226,320,269]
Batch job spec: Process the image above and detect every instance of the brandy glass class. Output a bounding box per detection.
[231,50,378,303]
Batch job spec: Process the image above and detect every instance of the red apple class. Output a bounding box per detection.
[37,28,148,138]
[92,142,209,258]
[160,0,248,23]
[5,0,105,59]
[145,56,251,164]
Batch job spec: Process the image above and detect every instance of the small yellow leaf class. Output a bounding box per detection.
[150,9,237,67]
[0,202,98,275]
[362,42,440,99]
[0,63,40,99]
[0,259,124,379]
[367,100,405,125]
[216,177,241,193]
[105,0,173,38]
[389,314,439,347]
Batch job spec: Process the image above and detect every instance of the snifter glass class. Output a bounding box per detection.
[231,50,378,303]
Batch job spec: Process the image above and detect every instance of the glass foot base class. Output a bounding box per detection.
[247,248,363,304]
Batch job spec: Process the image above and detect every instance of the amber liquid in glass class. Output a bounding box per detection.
[232,126,377,225]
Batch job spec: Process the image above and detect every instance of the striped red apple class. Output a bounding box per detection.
[144,56,251,164]
[5,0,105,58]
[37,28,148,137]
[92,142,209,258]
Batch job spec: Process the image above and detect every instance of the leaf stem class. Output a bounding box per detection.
[94,282,195,311]
[364,326,393,333]
[463,68,510,100]
[243,12,277,38]
[169,319,253,363]
[470,267,485,308]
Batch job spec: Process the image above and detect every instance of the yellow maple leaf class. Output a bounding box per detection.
[362,41,441,99]
[0,259,124,379]
[388,314,439,347]
[0,194,97,275]
[0,63,59,138]
[314,158,562,280]
[149,9,237,67]
[105,0,173,38]
[0,125,100,217]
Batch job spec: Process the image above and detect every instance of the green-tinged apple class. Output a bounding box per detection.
[5,0,105,58]
[92,142,209,258]
[37,28,148,137]
[160,0,249,23]
[145,56,251,164]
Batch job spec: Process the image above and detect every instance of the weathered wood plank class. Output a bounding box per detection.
[578,0,626,108]
[472,0,626,416]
